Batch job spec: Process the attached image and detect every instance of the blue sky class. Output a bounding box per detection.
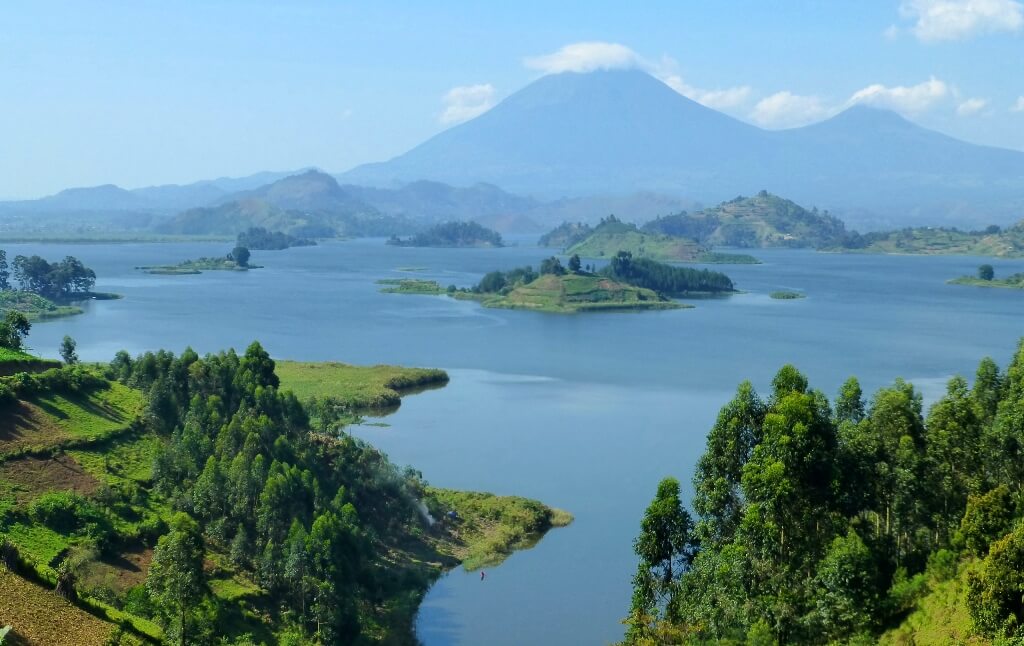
[2,0,1022,198]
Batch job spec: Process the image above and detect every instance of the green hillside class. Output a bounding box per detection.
[643,190,848,248]
[0,350,568,645]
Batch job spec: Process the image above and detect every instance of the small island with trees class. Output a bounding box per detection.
[139,246,258,275]
[0,250,114,321]
[380,251,736,313]
[949,264,1024,289]
[387,220,504,248]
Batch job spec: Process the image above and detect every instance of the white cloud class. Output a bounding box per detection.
[439,84,496,125]
[749,92,831,128]
[660,74,753,110]
[524,43,752,111]
[956,97,989,115]
[900,0,1024,41]
[847,77,950,113]
[523,42,642,74]
[1012,96,1024,111]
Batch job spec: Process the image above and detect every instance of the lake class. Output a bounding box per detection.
[8,238,1024,645]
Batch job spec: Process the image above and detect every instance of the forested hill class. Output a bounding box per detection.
[625,339,1024,645]
[643,191,848,248]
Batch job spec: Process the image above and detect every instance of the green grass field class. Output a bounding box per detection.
[949,274,1024,289]
[275,360,449,409]
[34,382,144,442]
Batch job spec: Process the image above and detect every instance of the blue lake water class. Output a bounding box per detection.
[7,238,1024,645]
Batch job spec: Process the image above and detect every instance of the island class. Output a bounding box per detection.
[0,342,571,645]
[0,251,115,321]
[836,222,1024,258]
[949,264,1024,289]
[138,245,258,274]
[236,226,315,250]
[642,190,848,249]
[769,290,807,299]
[380,251,736,313]
[553,215,761,264]
[387,220,504,248]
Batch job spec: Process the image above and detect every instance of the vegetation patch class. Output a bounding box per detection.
[138,245,258,275]
[0,400,72,457]
[567,215,705,262]
[0,454,101,508]
[425,488,573,570]
[0,290,83,320]
[0,567,121,645]
[376,278,447,295]
[769,290,806,299]
[949,266,1024,289]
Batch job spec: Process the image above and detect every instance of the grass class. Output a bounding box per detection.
[879,559,986,646]
[0,568,124,645]
[0,381,143,459]
[2,523,72,575]
[275,360,449,410]
[68,432,162,486]
[769,290,807,299]
[377,278,447,295]
[35,382,144,442]
[426,487,573,570]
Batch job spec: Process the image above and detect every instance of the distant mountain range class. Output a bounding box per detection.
[3,69,1022,235]
[341,69,1024,229]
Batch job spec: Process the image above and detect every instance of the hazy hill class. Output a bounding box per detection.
[159,171,409,237]
[341,69,1024,228]
[643,191,848,248]
[340,180,540,222]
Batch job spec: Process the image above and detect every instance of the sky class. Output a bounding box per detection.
[2,0,1023,199]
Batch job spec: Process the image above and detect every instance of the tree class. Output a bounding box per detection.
[835,377,865,424]
[812,529,881,639]
[147,513,208,645]
[978,264,995,281]
[0,249,9,291]
[539,256,565,276]
[59,335,78,364]
[230,246,251,267]
[568,254,582,273]
[0,311,30,350]
[627,477,696,643]
[967,524,1024,639]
